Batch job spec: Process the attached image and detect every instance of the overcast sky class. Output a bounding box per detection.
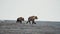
[0,0,60,21]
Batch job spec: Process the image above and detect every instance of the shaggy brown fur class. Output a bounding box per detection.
[16,17,24,23]
[26,16,38,24]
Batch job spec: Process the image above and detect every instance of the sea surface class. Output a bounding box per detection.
[0,20,60,34]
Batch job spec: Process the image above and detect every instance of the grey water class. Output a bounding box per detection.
[0,20,60,34]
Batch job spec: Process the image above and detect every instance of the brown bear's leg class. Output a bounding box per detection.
[29,21,31,24]
[32,20,36,24]
[26,21,31,24]
[20,21,22,24]
[26,21,28,24]
[16,21,19,23]
[16,19,20,23]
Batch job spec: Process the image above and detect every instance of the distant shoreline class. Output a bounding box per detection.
[0,20,60,23]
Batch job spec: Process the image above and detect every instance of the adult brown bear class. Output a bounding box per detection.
[16,17,24,24]
[26,16,38,24]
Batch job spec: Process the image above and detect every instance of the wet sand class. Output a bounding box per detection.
[0,20,60,34]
